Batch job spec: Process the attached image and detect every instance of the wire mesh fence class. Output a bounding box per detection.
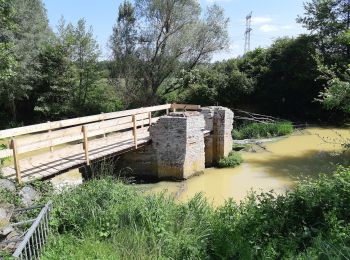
[11,200,52,259]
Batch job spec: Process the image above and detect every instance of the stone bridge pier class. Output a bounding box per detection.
[115,106,234,180]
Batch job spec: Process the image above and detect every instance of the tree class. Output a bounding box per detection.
[250,36,324,118]
[297,0,350,62]
[55,18,103,115]
[0,0,51,123]
[34,43,75,120]
[109,0,141,107]
[110,0,229,105]
[298,0,350,117]
[165,68,220,105]
[0,0,16,81]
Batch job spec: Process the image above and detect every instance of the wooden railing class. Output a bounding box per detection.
[0,104,200,184]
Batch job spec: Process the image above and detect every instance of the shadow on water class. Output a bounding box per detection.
[246,149,350,182]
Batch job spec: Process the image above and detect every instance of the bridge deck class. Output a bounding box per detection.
[1,130,150,182]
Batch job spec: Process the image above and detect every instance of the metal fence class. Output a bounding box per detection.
[11,200,52,259]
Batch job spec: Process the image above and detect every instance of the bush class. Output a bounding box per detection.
[218,152,243,168]
[42,167,350,259]
[209,166,350,259]
[232,121,293,139]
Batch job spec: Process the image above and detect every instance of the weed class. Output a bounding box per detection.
[218,152,243,168]
[232,121,294,139]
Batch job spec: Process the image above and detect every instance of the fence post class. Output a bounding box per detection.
[82,126,90,165]
[132,115,138,149]
[148,112,152,126]
[10,139,22,184]
[47,121,53,152]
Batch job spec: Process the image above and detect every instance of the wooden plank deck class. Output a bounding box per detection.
[1,129,151,182]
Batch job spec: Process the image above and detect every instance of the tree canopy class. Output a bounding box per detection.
[110,0,229,105]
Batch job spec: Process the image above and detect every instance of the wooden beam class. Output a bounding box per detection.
[82,126,90,165]
[171,104,201,111]
[10,139,22,184]
[0,104,171,139]
[132,115,137,149]
[13,116,159,155]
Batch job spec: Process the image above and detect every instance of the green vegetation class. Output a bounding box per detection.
[218,151,243,168]
[164,0,350,123]
[0,0,229,128]
[232,121,294,140]
[41,167,350,259]
[1,0,349,129]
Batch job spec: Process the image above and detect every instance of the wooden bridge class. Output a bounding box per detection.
[0,104,200,184]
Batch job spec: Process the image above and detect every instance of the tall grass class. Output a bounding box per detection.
[42,167,350,259]
[232,121,294,139]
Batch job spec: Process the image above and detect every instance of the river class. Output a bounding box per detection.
[51,127,350,206]
[137,127,350,206]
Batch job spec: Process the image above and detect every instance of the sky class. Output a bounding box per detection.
[43,0,308,61]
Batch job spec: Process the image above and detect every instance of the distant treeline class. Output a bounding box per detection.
[0,0,349,129]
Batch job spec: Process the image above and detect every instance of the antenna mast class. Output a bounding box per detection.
[244,11,252,54]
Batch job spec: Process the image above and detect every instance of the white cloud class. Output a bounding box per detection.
[251,16,273,25]
[259,24,279,32]
[280,25,294,30]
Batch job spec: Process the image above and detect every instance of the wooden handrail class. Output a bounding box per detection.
[0,116,160,158]
[0,104,198,184]
[170,104,201,111]
[0,104,171,139]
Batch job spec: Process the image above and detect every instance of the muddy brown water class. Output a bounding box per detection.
[51,127,350,206]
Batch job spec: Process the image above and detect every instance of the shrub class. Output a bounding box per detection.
[209,166,350,259]
[218,152,243,168]
[232,121,293,139]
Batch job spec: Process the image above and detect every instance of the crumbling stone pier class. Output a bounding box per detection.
[117,106,234,179]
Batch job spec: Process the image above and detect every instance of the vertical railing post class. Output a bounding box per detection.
[101,112,106,138]
[47,121,53,152]
[10,139,22,184]
[82,126,90,165]
[148,112,152,126]
[132,115,138,149]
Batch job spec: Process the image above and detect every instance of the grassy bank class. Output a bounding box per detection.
[232,121,294,140]
[41,167,350,259]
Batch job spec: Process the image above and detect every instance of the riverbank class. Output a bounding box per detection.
[41,167,350,259]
